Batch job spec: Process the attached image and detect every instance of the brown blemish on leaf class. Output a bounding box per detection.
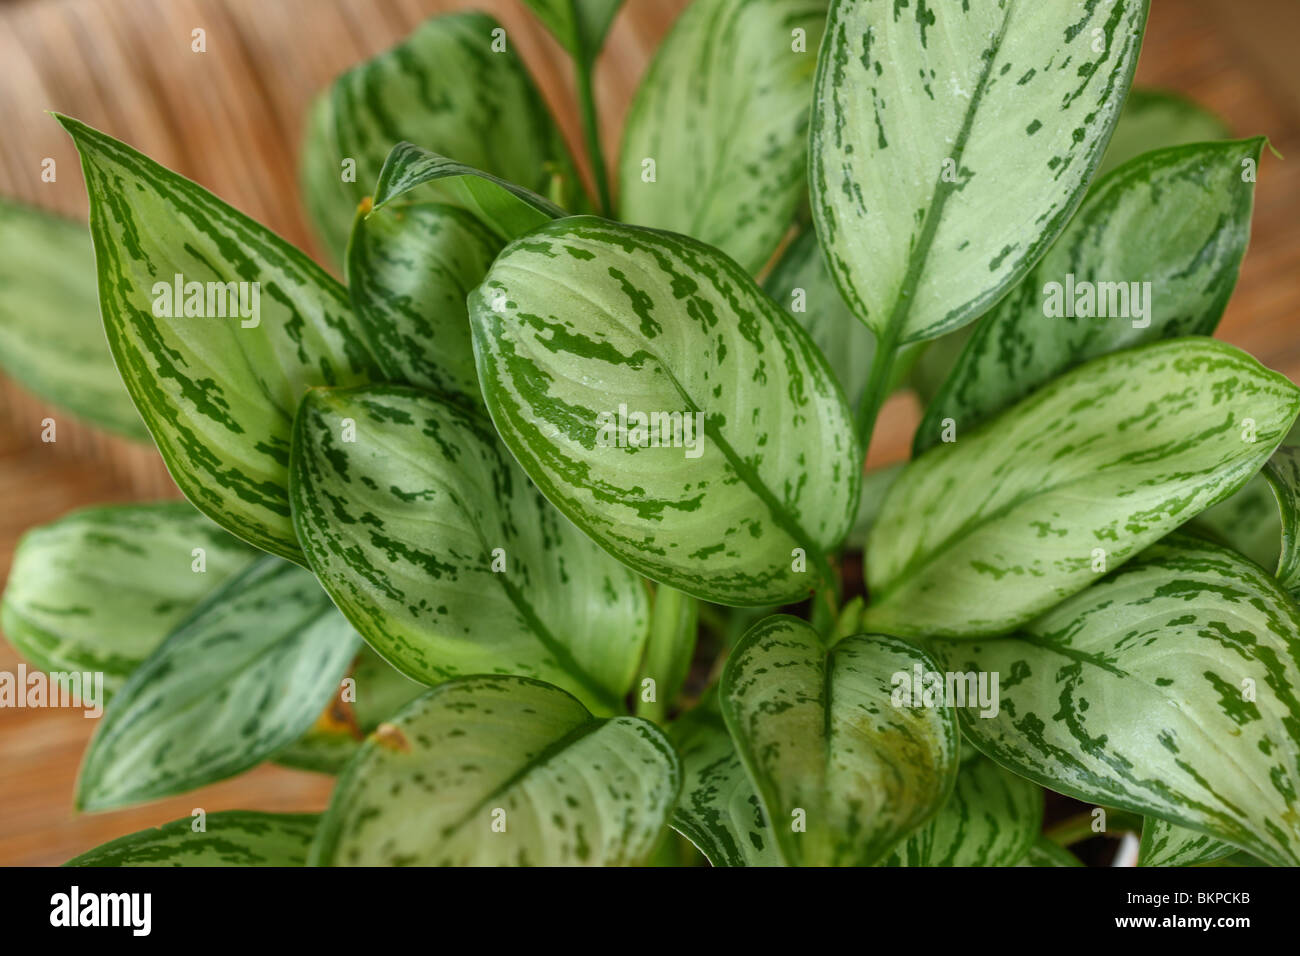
[372,722,411,753]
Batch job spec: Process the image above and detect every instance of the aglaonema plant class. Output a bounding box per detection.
[2,0,1297,868]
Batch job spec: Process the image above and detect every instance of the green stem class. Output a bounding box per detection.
[574,53,613,217]
[855,327,901,455]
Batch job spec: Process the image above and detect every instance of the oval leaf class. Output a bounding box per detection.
[810,0,1147,343]
[1096,88,1230,180]
[0,199,146,439]
[1,502,256,691]
[864,338,1300,638]
[524,0,623,63]
[58,115,381,561]
[309,676,681,866]
[77,557,359,811]
[289,384,650,713]
[1138,818,1237,868]
[916,138,1264,454]
[721,616,959,866]
[347,201,502,404]
[669,697,780,867]
[469,216,860,606]
[882,754,1043,867]
[1263,445,1300,597]
[619,0,826,273]
[302,11,578,256]
[64,811,319,867]
[934,534,1300,867]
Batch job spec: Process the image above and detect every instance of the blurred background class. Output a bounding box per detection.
[0,0,1296,865]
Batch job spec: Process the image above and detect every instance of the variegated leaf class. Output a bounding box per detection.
[523,0,623,63]
[618,0,826,273]
[0,199,146,439]
[669,696,780,867]
[845,463,902,551]
[883,754,1042,867]
[638,584,700,723]
[1187,472,1282,572]
[298,94,356,262]
[935,534,1300,868]
[1097,88,1230,180]
[1,502,255,692]
[371,143,565,243]
[1263,445,1300,597]
[469,217,860,607]
[721,616,959,866]
[347,201,502,404]
[810,0,1146,346]
[863,339,1300,638]
[1016,837,1082,868]
[289,384,650,713]
[301,11,578,257]
[64,811,319,867]
[915,138,1263,454]
[59,115,381,562]
[764,228,922,418]
[77,557,359,811]
[309,676,681,866]
[1138,818,1237,869]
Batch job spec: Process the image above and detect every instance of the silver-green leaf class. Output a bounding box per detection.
[1096,88,1230,181]
[0,199,147,439]
[76,557,359,811]
[935,534,1300,868]
[618,0,826,273]
[1138,818,1237,868]
[1263,445,1300,598]
[915,138,1264,454]
[64,811,319,867]
[469,216,860,607]
[721,616,959,866]
[810,0,1147,344]
[59,115,381,562]
[289,384,650,713]
[309,676,681,866]
[863,338,1300,639]
[301,11,579,257]
[1,502,256,692]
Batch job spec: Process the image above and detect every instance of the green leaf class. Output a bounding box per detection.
[764,228,923,416]
[76,557,359,811]
[618,0,826,273]
[289,384,650,713]
[1187,472,1283,572]
[883,755,1043,867]
[669,696,781,867]
[523,0,623,63]
[915,139,1264,454]
[1016,837,1083,868]
[301,11,578,257]
[720,616,959,866]
[0,199,147,439]
[1138,818,1237,868]
[298,94,357,262]
[1,502,256,692]
[347,201,502,404]
[58,115,381,562]
[64,811,319,867]
[469,216,860,607]
[309,676,681,865]
[934,533,1300,868]
[371,143,566,242]
[1263,445,1300,598]
[863,338,1300,638]
[638,584,700,723]
[810,0,1147,345]
[845,463,902,551]
[1096,88,1230,181]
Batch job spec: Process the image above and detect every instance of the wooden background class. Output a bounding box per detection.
[0,0,1296,866]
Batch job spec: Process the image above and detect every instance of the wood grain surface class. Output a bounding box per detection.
[0,0,1296,866]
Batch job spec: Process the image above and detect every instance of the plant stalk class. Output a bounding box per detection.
[574,53,613,217]
[855,326,902,455]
